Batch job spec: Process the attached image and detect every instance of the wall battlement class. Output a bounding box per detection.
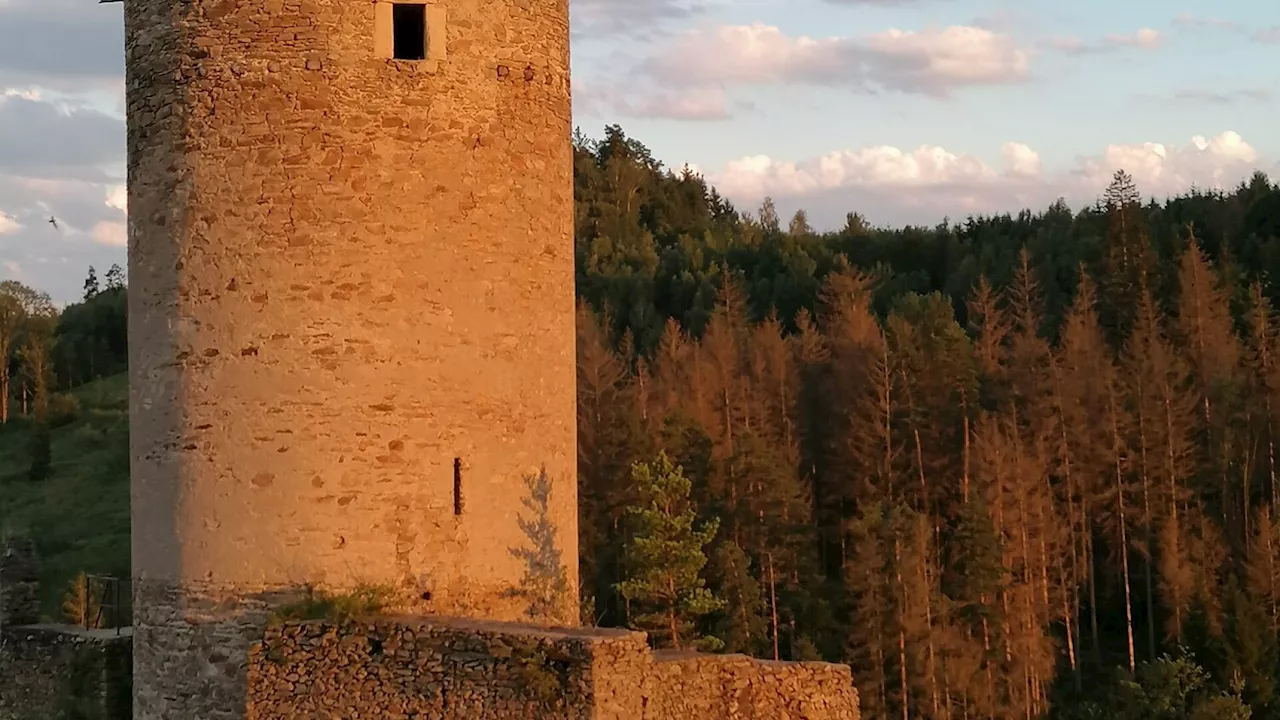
[248,616,860,719]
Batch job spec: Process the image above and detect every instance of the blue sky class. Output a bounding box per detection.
[1,0,1278,303]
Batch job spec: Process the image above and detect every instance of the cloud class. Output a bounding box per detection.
[641,23,1029,96]
[90,220,125,247]
[0,92,125,181]
[0,0,124,91]
[570,0,711,37]
[1051,28,1163,55]
[705,130,1274,229]
[1167,87,1273,104]
[1256,27,1280,44]
[0,169,127,303]
[1104,28,1162,49]
[105,184,126,213]
[1171,13,1240,31]
[0,84,127,301]
[574,79,732,121]
[822,0,943,4]
[576,22,1032,120]
[0,211,20,235]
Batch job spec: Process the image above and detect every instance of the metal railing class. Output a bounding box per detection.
[78,574,129,634]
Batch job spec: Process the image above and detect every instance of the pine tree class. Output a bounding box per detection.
[83,266,100,300]
[617,452,725,650]
[104,264,126,291]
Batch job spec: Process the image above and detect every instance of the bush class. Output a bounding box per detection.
[271,583,396,623]
[48,393,80,429]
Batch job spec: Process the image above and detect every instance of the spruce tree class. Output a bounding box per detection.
[617,452,724,650]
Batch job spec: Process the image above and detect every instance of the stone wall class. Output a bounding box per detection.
[0,536,39,627]
[247,616,860,719]
[0,625,133,720]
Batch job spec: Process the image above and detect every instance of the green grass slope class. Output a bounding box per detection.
[0,374,130,618]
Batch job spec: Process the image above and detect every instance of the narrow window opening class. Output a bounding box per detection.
[453,458,463,516]
[393,4,427,60]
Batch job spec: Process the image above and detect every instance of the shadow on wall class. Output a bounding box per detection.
[504,466,573,626]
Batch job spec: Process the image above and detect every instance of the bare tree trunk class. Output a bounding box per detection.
[1266,508,1279,631]
[1164,394,1184,640]
[668,576,680,650]
[895,539,909,720]
[768,553,780,661]
[962,395,972,504]
[981,612,995,720]
[1138,412,1157,661]
[1112,393,1136,673]
[921,516,940,720]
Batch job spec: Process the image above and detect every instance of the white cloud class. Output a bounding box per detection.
[1104,28,1162,50]
[105,184,126,213]
[1050,28,1163,55]
[636,22,1029,98]
[706,130,1273,229]
[1002,142,1041,176]
[1256,27,1280,44]
[570,0,711,37]
[0,210,19,234]
[90,220,125,247]
[574,79,731,121]
[1171,13,1240,31]
[2,87,39,101]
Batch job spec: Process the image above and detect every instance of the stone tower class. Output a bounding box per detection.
[123,0,576,716]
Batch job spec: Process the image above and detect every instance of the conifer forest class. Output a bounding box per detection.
[10,125,1280,717]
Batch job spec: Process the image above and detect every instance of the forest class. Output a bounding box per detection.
[7,124,1280,718]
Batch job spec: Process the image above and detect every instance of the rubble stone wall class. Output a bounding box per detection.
[247,617,860,719]
[0,625,133,720]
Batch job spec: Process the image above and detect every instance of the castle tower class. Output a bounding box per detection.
[123,0,576,716]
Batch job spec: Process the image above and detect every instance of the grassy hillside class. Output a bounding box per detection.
[0,374,130,618]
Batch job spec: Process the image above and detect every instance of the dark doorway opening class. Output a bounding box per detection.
[393,4,427,61]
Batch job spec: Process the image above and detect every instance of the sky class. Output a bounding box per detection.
[1,0,1278,304]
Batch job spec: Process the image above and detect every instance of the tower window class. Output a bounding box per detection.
[392,4,427,60]
[453,457,463,516]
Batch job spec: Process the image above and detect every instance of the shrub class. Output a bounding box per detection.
[271,583,397,623]
[48,393,80,429]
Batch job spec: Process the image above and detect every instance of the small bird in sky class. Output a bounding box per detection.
[48,216,58,230]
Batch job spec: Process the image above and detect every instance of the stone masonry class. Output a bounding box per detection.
[0,535,39,628]
[246,616,861,719]
[0,545,133,720]
[0,625,134,720]
[124,0,576,717]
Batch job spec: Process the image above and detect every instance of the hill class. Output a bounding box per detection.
[0,373,129,617]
